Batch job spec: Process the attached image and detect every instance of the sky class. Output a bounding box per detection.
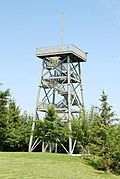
[0,0,120,117]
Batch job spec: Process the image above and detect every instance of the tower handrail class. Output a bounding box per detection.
[36,44,87,60]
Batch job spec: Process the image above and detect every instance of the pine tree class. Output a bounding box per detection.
[71,110,90,154]
[90,91,119,173]
[3,99,31,151]
[0,89,10,150]
[34,105,69,152]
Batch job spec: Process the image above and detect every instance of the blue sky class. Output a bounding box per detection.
[0,0,120,117]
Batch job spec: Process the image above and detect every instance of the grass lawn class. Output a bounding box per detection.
[0,152,119,179]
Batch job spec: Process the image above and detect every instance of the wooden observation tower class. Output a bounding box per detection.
[29,44,87,154]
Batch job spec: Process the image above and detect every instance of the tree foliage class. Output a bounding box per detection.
[35,105,69,144]
[0,89,31,151]
[90,91,120,174]
[0,87,120,175]
[0,89,10,150]
[71,110,90,154]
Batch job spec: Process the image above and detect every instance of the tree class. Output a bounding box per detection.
[0,88,31,152]
[0,89,10,150]
[90,91,119,173]
[112,123,120,174]
[71,110,90,154]
[4,99,31,151]
[34,105,69,152]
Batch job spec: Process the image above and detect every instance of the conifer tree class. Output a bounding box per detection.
[90,91,119,173]
[0,89,10,150]
[5,99,31,151]
[34,105,69,151]
[0,89,31,151]
[71,110,90,154]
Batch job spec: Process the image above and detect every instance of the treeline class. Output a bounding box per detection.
[0,89,120,175]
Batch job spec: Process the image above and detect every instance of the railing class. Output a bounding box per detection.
[56,99,67,108]
[36,44,87,61]
[37,102,67,111]
[42,79,67,94]
[37,102,49,110]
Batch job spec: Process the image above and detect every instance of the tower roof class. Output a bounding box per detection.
[36,44,87,62]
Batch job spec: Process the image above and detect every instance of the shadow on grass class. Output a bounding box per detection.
[81,155,105,171]
[81,156,109,176]
[82,156,120,177]
[82,156,98,169]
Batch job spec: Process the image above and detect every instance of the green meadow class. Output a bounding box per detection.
[0,152,119,179]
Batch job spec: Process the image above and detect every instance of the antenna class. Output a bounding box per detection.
[61,12,64,45]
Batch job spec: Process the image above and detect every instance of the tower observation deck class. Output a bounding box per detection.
[36,44,87,62]
[29,44,87,154]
